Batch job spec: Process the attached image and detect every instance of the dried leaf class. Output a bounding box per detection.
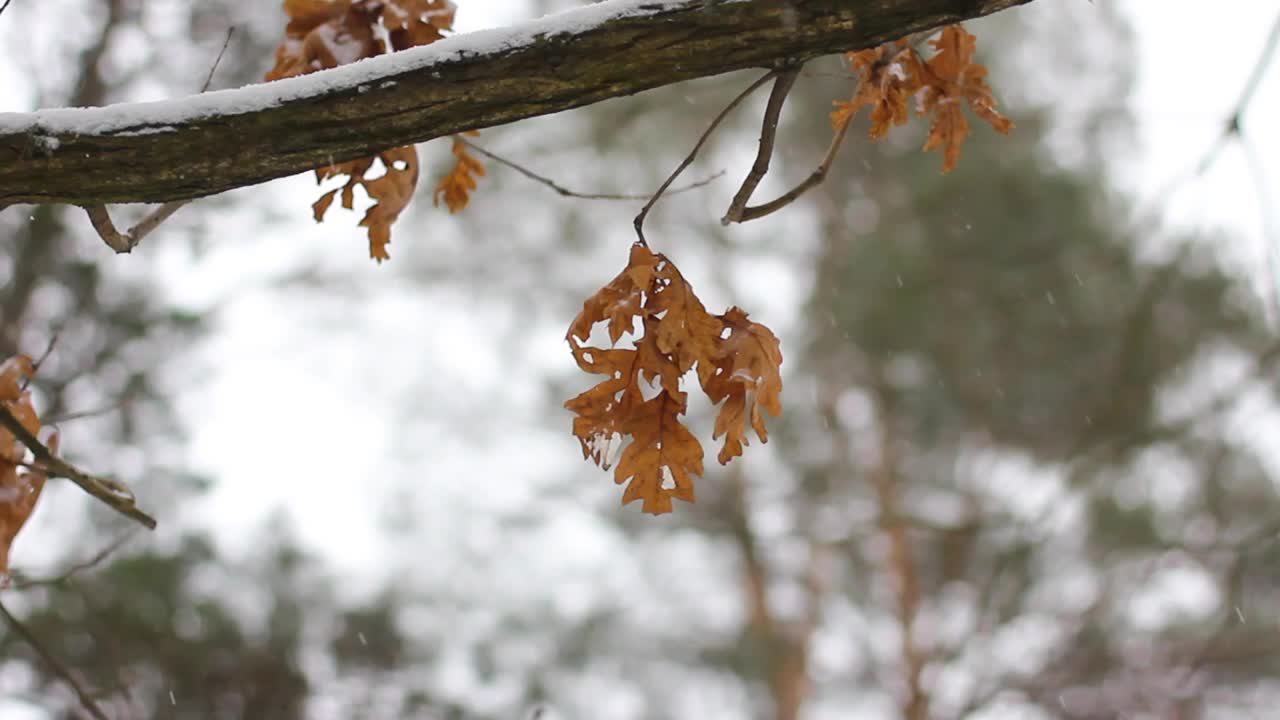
[704,307,784,464]
[0,356,45,580]
[565,246,783,514]
[831,41,921,139]
[918,25,1013,172]
[614,390,701,515]
[433,136,487,214]
[312,147,419,262]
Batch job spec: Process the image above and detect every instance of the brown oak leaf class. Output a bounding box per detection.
[0,355,46,580]
[433,135,487,214]
[918,25,1014,172]
[704,307,784,465]
[313,146,420,262]
[831,40,922,139]
[614,390,702,515]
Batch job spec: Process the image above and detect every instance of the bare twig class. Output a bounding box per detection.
[721,67,800,224]
[46,402,124,425]
[81,27,234,254]
[459,137,723,200]
[0,599,110,720]
[202,27,235,93]
[0,404,155,529]
[7,533,135,590]
[728,114,853,224]
[83,201,188,254]
[633,70,776,246]
[0,0,11,18]
[20,328,61,391]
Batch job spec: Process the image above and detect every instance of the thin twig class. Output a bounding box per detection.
[0,404,155,529]
[83,201,188,254]
[0,599,110,720]
[7,533,135,590]
[0,0,11,18]
[201,27,235,93]
[727,108,853,224]
[633,70,776,246]
[459,137,724,200]
[46,402,124,425]
[20,328,60,391]
[721,68,801,224]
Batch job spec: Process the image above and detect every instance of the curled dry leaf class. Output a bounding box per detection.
[434,135,487,213]
[0,355,48,580]
[314,146,421,262]
[565,245,783,514]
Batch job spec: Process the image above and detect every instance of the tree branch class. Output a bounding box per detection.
[0,404,155,529]
[0,0,1033,207]
[0,599,110,720]
[721,67,800,223]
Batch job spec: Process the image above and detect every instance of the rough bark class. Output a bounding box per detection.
[0,0,1031,206]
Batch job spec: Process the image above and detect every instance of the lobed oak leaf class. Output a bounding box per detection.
[647,260,723,387]
[377,0,457,50]
[312,147,419,262]
[918,25,1013,172]
[433,136,487,214]
[567,243,660,345]
[563,346,641,467]
[704,307,783,464]
[614,390,702,515]
[267,1,377,81]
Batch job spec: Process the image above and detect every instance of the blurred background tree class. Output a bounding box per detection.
[3,1,1280,720]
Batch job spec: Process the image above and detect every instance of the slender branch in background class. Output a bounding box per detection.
[6,532,135,590]
[1240,134,1280,321]
[46,402,124,425]
[0,404,155,529]
[634,70,776,246]
[81,26,234,254]
[458,137,724,200]
[721,67,800,224]
[0,600,110,720]
[868,378,929,720]
[0,0,11,19]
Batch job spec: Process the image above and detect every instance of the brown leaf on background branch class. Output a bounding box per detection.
[267,0,457,260]
[831,24,1011,172]
[565,245,783,514]
[918,25,1014,172]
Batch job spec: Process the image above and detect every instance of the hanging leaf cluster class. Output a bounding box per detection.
[0,355,57,581]
[565,244,783,515]
[265,0,484,262]
[831,24,1013,172]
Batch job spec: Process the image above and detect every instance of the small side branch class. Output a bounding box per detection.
[0,404,156,529]
[7,533,135,590]
[83,202,188,254]
[634,70,776,246]
[459,137,724,201]
[721,64,855,224]
[721,67,800,224]
[0,599,110,720]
